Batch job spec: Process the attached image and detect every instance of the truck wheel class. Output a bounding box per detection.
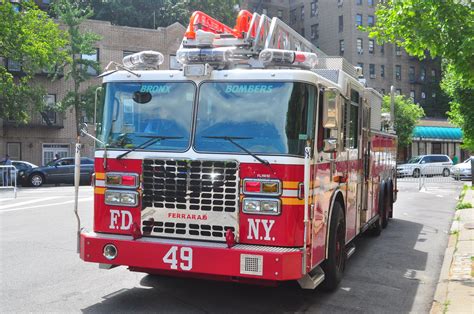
[382,191,390,229]
[30,173,44,187]
[370,188,384,236]
[320,202,345,291]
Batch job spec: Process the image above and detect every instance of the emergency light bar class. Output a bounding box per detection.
[176,47,235,65]
[259,49,318,69]
[122,51,164,70]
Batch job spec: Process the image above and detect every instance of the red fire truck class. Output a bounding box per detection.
[77,10,397,290]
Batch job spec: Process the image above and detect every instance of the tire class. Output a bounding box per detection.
[413,168,420,178]
[442,168,450,177]
[382,187,391,229]
[29,173,44,187]
[320,202,346,291]
[370,188,384,236]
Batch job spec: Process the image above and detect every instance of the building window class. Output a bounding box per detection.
[420,68,426,81]
[356,14,363,27]
[339,40,345,55]
[7,142,21,160]
[381,64,385,77]
[357,63,364,75]
[81,48,99,76]
[410,90,415,101]
[123,50,137,58]
[381,88,386,94]
[395,65,401,80]
[310,1,318,17]
[431,69,437,81]
[301,5,305,20]
[395,45,402,56]
[339,15,343,32]
[277,10,283,18]
[380,44,384,54]
[42,94,57,125]
[311,24,319,41]
[356,0,362,5]
[432,142,442,154]
[357,38,363,54]
[368,39,374,53]
[262,8,267,15]
[368,0,374,6]
[7,59,21,72]
[409,66,415,82]
[42,144,70,166]
[368,15,374,27]
[396,89,402,95]
[290,9,297,24]
[301,28,305,37]
[421,91,426,99]
[369,64,375,78]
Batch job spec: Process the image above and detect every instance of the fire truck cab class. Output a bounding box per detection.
[79,10,397,291]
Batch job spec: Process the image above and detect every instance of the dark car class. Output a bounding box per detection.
[21,157,94,187]
[0,160,38,186]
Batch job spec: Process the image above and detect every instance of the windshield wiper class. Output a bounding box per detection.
[204,136,270,166]
[116,135,183,159]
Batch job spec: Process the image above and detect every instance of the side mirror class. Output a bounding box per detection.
[323,138,338,153]
[322,89,340,129]
[80,123,88,137]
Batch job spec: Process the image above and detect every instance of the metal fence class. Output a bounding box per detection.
[0,165,18,198]
[397,164,468,190]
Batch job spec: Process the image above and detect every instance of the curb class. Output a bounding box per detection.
[430,229,457,314]
[430,185,473,314]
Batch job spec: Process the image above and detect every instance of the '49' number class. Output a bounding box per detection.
[163,246,193,271]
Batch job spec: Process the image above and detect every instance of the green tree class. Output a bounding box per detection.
[382,95,425,148]
[366,0,474,151]
[87,0,239,29]
[52,0,101,137]
[0,0,68,122]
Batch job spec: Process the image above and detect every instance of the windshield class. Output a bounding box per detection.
[407,156,422,164]
[97,82,195,151]
[194,82,316,156]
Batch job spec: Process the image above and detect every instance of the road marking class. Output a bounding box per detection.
[0,196,62,210]
[0,197,93,213]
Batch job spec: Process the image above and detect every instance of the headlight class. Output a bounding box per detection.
[243,198,281,215]
[105,190,138,207]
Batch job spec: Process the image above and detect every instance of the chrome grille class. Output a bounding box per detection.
[141,159,239,241]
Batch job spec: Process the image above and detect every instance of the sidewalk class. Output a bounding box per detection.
[431,183,473,314]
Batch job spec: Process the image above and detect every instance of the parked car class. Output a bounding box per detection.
[397,154,453,178]
[0,160,38,186]
[20,157,94,187]
[451,156,473,180]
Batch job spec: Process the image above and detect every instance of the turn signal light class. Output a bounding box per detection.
[105,172,139,188]
[243,179,281,196]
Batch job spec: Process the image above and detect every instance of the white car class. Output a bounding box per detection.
[451,156,472,180]
[397,154,453,178]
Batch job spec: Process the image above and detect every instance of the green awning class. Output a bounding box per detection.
[413,126,462,140]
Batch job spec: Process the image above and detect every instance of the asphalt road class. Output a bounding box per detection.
[0,180,463,313]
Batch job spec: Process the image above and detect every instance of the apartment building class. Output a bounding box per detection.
[0,19,185,166]
[241,0,448,118]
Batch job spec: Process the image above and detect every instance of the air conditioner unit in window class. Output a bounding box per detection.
[370,74,376,79]
[337,0,344,7]
[396,50,402,56]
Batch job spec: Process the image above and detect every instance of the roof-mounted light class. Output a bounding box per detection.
[176,47,235,65]
[122,51,164,70]
[259,49,318,69]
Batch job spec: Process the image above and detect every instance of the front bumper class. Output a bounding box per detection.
[396,168,412,176]
[81,231,303,282]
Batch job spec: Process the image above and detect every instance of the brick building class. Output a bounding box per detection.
[0,19,185,166]
[241,0,448,118]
